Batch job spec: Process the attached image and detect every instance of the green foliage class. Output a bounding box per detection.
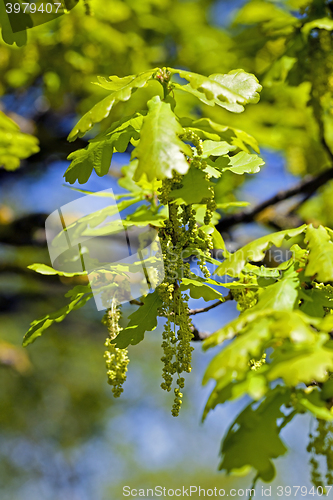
[171,68,262,113]
[23,287,93,347]
[67,70,157,141]
[0,111,39,170]
[111,291,162,348]
[215,151,265,175]
[219,387,290,482]
[18,0,333,488]
[216,225,307,277]
[131,95,192,182]
[305,224,333,281]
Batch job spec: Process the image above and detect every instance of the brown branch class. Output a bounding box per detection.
[216,165,333,232]
[190,325,210,341]
[129,299,144,306]
[188,291,233,316]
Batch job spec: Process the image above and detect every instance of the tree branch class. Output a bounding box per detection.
[216,165,333,232]
[189,291,233,316]
[190,325,210,341]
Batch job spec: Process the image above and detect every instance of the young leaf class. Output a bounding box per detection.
[112,291,162,348]
[180,117,260,152]
[253,273,299,312]
[64,128,139,184]
[169,166,211,204]
[215,151,265,175]
[201,140,236,158]
[180,278,224,301]
[300,287,333,318]
[170,68,262,113]
[305,225,333,282]
[267,338,333,386]
[219,387,290,482]
[302,17,333,36]
[216,225,307,277]
[23,292,93,347]
[0,110,39,171]
[68,69,156,141]
[28,263,87,277]
[94,74,139,91]
[132,96,192,182]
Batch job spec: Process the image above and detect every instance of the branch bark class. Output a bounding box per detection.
[189,291,233,316]
[216,165,333,232]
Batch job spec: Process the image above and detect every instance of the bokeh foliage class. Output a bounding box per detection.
[2,0,333,497]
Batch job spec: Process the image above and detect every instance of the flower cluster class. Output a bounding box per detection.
[158,283,194,417]
[232,288,259,312]
[307,419,333,488]
[103,300,129,398]
[249,353,266,371]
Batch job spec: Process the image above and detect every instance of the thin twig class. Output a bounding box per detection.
[129,299,144,306]
[216,165,333,232]
[189,291,233,316]
[190,325,210,341]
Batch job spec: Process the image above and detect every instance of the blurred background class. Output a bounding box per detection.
[1,0,332,498]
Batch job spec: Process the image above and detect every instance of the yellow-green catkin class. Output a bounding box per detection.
[307,419,333,489]
[155,127,218,416]
[103,299,129,398]
[249,353,266,371]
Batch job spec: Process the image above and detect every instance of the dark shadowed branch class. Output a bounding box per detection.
[216,163,333,232]
[189,291,233,316]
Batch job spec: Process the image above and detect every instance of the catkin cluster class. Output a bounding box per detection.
[103,300,129,398]
[156,130,216,415]
[307,419,333,488]
[232,288,259,312]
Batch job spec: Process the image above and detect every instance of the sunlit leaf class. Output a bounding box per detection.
[132,95,192,182]
[112,291,162,348]
[68,69,156,141]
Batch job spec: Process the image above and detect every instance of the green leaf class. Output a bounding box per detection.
[267,336,333,387]
[91,112,144,142]
[217,201,250,209]
[0,111,39,171]
[132,95,192,182]
[243,264,281,278]
[219,387,290,482]
[305,225,333,282]
[203,316,270,392]
[252,273,299,312]
[52,196,141,244]
[112,291,162,348]
[23,291,93,346]
[170,68,262,113]
[200,225,228,251]
[216,225,307,277]
[93,74,138,91]
[201,140,236,158]
[180,117,260,152]
[169,166,211,204]
[64,128,139,184]
[297,389,333,421]
[215,151,265,175]
[209,69,262,104]
[180,278,224,301]
[68,69,156,141]
[302,18,333,36]
[125,205,167,227]
[119,160,162,195]
[28,263,87,277]
[300,287,333,318]
[203,308,317,351]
